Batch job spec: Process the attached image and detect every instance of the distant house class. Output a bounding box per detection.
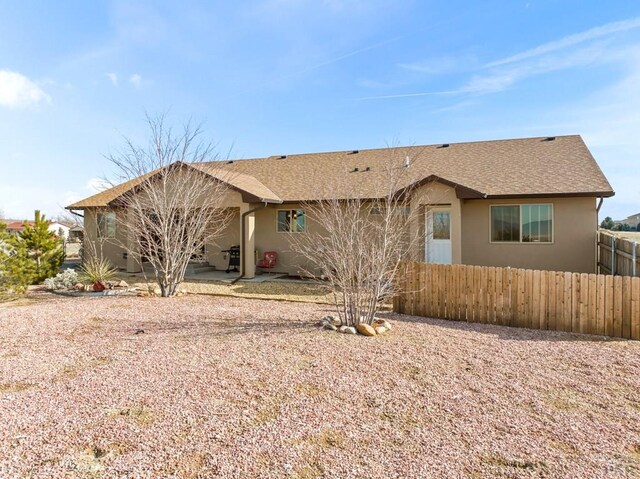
[615,213,640,229]
[4,219,74,240]
[67,135,614,275]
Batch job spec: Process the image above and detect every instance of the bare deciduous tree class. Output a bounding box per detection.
[288,152,428,326]
[106,114,234,297]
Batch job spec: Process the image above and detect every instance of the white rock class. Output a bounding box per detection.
[338,325,357,334]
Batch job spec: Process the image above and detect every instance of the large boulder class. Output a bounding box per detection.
[356,323,376,337]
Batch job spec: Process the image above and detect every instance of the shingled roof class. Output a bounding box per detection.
[66,135,613,209]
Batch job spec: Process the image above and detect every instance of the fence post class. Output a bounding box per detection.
[612,235,616,276]
[633,241,637,277]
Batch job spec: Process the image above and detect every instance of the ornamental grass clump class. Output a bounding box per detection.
[79,256,118,290]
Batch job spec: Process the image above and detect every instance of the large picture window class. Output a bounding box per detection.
[490,204,552,243]
[277,209,305,233]
[97,211,116,239]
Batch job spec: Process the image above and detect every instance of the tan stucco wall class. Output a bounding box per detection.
[461,196,598,273]
[83,208,128,270]
[205,209,240,271]
[252,204,320,276]
[83,187,245,272]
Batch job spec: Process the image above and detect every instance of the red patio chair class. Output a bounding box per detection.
[257,251,278,270]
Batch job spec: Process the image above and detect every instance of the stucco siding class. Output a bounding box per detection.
[205,209,241,271]
[253,204,320,276]
[461,196,598,273]
[83,208,128,270]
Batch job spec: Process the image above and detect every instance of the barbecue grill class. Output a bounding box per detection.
[221,245,240,273]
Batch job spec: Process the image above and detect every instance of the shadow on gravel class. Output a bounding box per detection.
[128,319,317,338]
[384,312,630,344]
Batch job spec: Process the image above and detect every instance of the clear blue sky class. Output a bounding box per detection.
[1,0,639,221]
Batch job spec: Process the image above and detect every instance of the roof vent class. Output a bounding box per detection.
[279,155,287,159]
[227,160,234,164]
[364,166,371,172]
[437,143,450,149]
[404,156,411,168]
[349,150,359,154]
[543,136,556,142]
[352,167,359,172]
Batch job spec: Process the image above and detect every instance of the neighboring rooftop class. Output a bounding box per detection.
[67,135,614,209]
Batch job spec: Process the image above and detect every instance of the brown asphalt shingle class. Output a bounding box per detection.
[66,135,614,209]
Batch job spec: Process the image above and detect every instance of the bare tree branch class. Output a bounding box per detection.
[287,147,437,326]
[105,114,234,297]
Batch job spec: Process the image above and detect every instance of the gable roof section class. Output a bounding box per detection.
[67,135,614,209]
[67,164,282,209]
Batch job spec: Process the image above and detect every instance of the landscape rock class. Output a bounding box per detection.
[356,323,376,337]
[323,323,338,331]
[375,326,388,335]
[373,319,392,330]
[322,315,341,326]
[116,280,129,288]
[338,325,356,334]
[74,283,86,292]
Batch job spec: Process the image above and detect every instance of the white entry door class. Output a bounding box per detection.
[425,207,452,264]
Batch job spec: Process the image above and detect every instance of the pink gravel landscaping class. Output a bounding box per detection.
[1,293,640,478]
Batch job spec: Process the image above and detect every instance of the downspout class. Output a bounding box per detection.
[596,197,604,274]
[230,202,269,285]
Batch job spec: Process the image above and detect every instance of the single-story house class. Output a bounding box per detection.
[67,135,614,276]
[3,219,73,240]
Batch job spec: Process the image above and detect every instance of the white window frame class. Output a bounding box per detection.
[489,204,554,244]
[276,209,306,233]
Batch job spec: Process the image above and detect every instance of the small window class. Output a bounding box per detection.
[491,204,553,243]
[277,209,305,233]
[432,211,451,240]
[97,211,116,239]
[491,205,520,242]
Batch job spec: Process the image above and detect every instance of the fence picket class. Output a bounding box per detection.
[623,276,632,339]
[548,272,557,331]
[539,271,548,330]
[605,274,614,336]
[563,272,572,332]
[555,272,564,331]
[614,276,623,338]
[596,273,606,335]
[632,277,640,340]
[588,274,597,335]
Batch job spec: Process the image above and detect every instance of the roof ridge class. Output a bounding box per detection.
[200,134,582,165]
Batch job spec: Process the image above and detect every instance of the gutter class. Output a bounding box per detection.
[230,199,282,285]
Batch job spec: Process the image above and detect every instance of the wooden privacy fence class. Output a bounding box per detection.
[598,230,639,277]
[394,262,640,340]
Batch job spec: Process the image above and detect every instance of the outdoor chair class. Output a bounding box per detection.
[256,251,278,271]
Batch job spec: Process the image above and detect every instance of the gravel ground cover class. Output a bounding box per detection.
[1,292,640,478]
[121,276,337,304]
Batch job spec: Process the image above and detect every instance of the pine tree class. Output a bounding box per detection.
[600,216,615,230]
[0,223,33,297]
[18,210,65,283]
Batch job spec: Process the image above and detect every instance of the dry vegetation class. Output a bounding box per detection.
[1,292,640,478]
